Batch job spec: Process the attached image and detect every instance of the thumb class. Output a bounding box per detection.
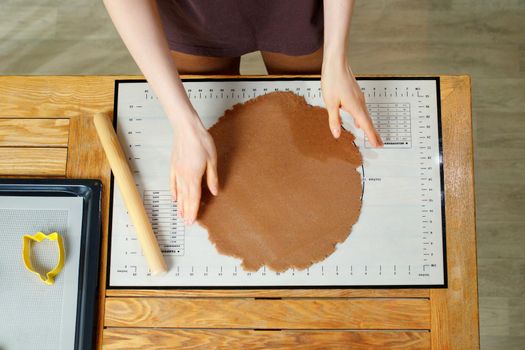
[327,105,342,139]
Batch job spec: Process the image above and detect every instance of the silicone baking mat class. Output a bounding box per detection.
[108,77,447,289]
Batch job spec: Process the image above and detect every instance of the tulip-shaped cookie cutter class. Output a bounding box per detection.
[22,232,65,285]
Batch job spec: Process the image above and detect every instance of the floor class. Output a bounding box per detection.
[1,1,523,348]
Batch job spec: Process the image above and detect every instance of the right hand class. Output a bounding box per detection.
[170,117,219,225]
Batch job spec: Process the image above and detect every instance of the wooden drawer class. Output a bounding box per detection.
[103,297,431,349]
[105,297,430,329]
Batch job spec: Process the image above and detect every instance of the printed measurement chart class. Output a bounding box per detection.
[144,190,185,255]
[109,78,446,288]
[366,103,411,148]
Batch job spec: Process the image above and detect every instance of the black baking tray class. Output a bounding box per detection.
[0,178,102,350]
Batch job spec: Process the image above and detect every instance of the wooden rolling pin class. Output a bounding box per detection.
[94,113,168,275]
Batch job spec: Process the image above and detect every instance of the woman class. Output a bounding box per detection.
[103,0,383,225]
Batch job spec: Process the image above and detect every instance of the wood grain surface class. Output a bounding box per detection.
[0,147,67,175]
[431,76,480,349]
[105,297,430,329]
[103,329,430,350]
[0,118,69,146]
[106,288,430,298]
[0,117,69,176]
[0,75,479,349]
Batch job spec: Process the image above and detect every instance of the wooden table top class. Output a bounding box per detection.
[0,75,479,349]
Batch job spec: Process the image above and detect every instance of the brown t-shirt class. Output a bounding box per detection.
[156,0,324,57]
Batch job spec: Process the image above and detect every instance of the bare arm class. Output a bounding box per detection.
[103,0,194,126]
[321,0,383,147]
[103,0,218,224]
[323,0,354,63]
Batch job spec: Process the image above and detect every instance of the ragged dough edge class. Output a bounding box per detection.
[200,179,363,273]
[199,91,364,273]
[238,192,363,273]
[210,91,340,133]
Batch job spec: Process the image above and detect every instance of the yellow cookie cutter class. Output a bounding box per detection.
[22,232,65,285]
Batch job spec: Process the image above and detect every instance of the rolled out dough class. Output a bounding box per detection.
[198,91,363,272]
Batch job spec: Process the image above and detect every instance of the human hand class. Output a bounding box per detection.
[170,116,219,225]
[321,58,383,147]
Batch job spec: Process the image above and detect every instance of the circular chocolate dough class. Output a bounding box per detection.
[198,91,363,272]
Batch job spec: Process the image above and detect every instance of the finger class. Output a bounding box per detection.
[176,177,185,219]
[178,179,190,223]
[376,129,384,147]
[170,171,177,201]
[358,113,383,147]
[206,158,219,196]
[185,180,202,225]
[327,105,342,139]
[183,185,191,224]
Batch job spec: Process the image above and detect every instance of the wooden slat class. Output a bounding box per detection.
[102,329,430,350]
[0,147,67,175]
[106,288,430,298]
[431,76,479,349]
[105,298,430,329]
[0,76,134,119]
[0,118,69,146]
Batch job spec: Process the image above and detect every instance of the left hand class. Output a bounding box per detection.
[321,58,383,147]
